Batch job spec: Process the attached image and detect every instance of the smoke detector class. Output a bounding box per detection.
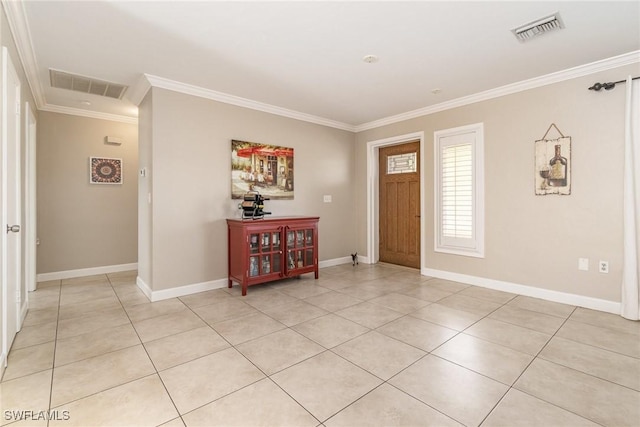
[49,69,127,99]
[512,12,564,42]
[362,55,379,64]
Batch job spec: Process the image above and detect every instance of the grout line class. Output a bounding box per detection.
[481,305,608,427]
[45,279,62,427]
[107,273,186,425]
[179,295,323,424]
[24,265,637,426]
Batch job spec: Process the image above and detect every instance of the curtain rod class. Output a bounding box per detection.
[588,76,640,91]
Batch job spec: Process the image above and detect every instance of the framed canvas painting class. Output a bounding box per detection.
[90,157,122,184]
[231,140,294,200]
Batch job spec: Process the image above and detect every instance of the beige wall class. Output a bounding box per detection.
[37,112,138,273]
[31,61,638,306]
[142,88,355,291]
[355,63,640,303]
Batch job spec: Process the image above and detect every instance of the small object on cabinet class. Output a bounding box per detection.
[239,191,271,219]
[288,251,295,269]
[249,257,259,277]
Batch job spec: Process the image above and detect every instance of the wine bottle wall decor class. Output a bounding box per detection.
[535,124,571,195]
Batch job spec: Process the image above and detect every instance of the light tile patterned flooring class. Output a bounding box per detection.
[2,264,639,426]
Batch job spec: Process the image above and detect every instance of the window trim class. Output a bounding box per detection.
[434,123,485,258]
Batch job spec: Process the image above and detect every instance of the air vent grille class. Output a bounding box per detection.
[512,12,564,42]
[49,69,127,99]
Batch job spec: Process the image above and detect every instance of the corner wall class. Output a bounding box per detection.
[37,112,138,274]
[355,63,640,305]
[137,93,153,287]
[143,88,356,292]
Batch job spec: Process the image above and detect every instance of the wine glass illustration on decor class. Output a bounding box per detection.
[539,166,550,190]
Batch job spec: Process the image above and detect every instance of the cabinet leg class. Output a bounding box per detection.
[242,283,247,296]
[228,279,232,288]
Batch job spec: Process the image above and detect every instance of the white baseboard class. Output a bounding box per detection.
[137,276,228,302]
[319,256,353,268]
[138,256,352,302]
[422,268,620,314]
[358,255,373,264]
[37,263,138,282]
[136,276,153,300]
[19,302,28,330]
[41,260,619,314]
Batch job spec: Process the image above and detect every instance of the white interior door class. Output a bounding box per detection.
[2,46,22,362]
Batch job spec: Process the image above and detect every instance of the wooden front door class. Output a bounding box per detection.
[379,141,420,268]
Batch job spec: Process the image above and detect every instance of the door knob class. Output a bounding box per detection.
[6,224,20,233]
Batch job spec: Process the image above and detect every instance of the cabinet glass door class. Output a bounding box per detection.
[287,230,295,250]
[250,230,282,278]
[261,233,271,252]
[270,231,281,273]
[286,227,315,271]
[261,255,271,274]
[249,256,259,276]
[249,233,260,254]
[305,249,314,266]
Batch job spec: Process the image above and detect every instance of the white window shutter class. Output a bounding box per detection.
[434,124,484,257]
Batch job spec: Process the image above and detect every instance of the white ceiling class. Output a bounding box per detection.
[11,1,640,129]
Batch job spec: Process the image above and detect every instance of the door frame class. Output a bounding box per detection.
[366,131,425,268]
[25,103,36,297]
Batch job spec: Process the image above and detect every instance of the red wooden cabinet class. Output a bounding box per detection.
[227,216,319,295]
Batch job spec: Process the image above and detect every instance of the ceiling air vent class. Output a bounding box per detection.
[512,12,564,42]
[49,69,127,99]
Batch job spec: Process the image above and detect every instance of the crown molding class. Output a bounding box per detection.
[143,74,356,132]
[2,0,46,109]
[355,50,640,132]
[141,50,639,134]
[126,73,152,107]
[40,104,138,125]
[5,0,637,136]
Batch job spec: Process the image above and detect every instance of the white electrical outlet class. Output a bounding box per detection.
[599,260,609,273]
[323,195,332,203]
[578,258,589,271]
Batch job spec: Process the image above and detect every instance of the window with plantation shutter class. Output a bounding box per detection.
[434,124,484,257]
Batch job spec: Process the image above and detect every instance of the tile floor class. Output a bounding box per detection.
[1,264,639,426]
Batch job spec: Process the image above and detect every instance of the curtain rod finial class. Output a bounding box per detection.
[588,82,616,91]
[588,77,639,91]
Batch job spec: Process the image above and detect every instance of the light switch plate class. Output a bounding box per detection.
[578,258,589,271]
